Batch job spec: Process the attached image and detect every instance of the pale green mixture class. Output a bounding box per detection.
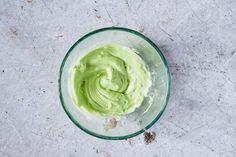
[73,43,150,115]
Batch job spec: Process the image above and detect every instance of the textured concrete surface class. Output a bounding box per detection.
[0,0,236,156]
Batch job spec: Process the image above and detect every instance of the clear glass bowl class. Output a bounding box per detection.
[59,27,171,140]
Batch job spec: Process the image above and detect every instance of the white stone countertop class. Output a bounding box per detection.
[0,0,236,156]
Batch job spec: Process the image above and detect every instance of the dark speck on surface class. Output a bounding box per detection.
[217,51,224,56]
[2,70,4,72]
[10,28,18,36]
[231,50,235,56]
[217,94,222,102]
[96,15,101,19]
[56,34,64,38]
[94,9,98,12]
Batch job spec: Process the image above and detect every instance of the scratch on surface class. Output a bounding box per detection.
[175,32,185,42]
[201,143,216,153]
[196,141,220,155]
[167,121,191,138]
[156,23,174,41]
[204,60,236,86]
[125,0,130,9]
[215,103,233,119]
[103,4,114,25]
[31,126,56,142]
[159,27,172,38]
[168,120,188,132]
[185,0,203,22]
[137,0,144,9]
[219,151,236,157]
[55,34,64,38]
[41,0,53,14]
[231,144,236,151]
[158,121,170,133]
[190,125,205,132]
[0,151,11,157]
[228,7,236,22]
[45,126,53,137]
[170,42,236,87]
[31,131,44,138]
[4,118,24,144]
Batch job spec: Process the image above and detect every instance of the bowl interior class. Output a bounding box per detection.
[59,28,170,139]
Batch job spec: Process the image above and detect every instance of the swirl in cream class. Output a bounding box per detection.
[73,43,150,115]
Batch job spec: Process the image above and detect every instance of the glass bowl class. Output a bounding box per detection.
[59,27,171,140]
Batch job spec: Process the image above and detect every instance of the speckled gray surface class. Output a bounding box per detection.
[0,0,236,156]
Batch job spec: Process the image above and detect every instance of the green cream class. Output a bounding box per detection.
[73,43,150,115]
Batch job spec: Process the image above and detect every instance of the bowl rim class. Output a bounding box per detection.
[58,27,171,140]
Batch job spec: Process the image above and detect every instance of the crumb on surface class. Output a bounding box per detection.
[139,26,145,33]
[105,118,117,130]
[144,131,156,144]
[127,138,133,145]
